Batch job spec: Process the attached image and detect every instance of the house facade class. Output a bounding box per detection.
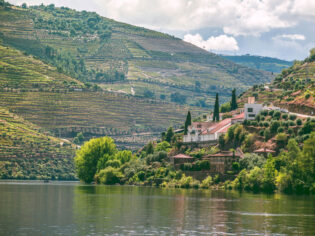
[244,97,263,120]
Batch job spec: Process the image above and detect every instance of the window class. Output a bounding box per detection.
[247,108,253,112]
[249,114,256,117]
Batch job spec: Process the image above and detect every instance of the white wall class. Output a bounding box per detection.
[245,103,263,120]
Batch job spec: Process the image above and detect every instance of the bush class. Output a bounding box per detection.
[196,160,210,170]
[259,130,264,136]
[200,176,213,189]
[240,153,266,170]
[273,111,281,120]
[296,119,302,126]
[96,167,124,185]
[270,121,280,134]
[289,121,295,126]
[287,128,294,134]
[305,93,311,99]
[268,110,274,116]
[277,126,284,133]
[289,114,297,121]
[264,128,271,141]
[282,114,288,120]
[263,122,269,127]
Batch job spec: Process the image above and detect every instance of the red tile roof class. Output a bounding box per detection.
[173,154,194,159]
[232,112,245,120]
[254,148,275,153]
[209,118,231,134]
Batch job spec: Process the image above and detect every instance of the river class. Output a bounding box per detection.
[0,181,314,235]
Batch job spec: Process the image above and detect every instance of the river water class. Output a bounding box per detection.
[0,181,314,235]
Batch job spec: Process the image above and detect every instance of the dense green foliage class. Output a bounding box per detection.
[74,137,134,183]
[228,133,315,194]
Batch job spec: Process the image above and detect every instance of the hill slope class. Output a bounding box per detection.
[239,50,315,115]
[0,107,76,179]
[0,44,205,149]
[222,54,293,73]
[0,3,272,107]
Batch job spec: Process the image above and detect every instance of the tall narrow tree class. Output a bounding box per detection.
[213,93,220,122]
[184,111,192,135]
[231,89,238,110]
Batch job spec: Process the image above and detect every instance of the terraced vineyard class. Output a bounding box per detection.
[0,3,272,107]
[0,108,76,179]
[239,51,315,115]
[0,43,205,149]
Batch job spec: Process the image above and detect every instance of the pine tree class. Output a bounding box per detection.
[213,93,220,122]
[184,111,192,135]
[231,89,238,110]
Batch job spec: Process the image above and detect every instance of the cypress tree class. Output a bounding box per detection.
[213,93,220,122]
[231,88,238,110]
[165,127,174,143]
[184,111,192,135]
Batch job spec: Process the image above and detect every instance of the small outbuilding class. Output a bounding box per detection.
[253,148,276,157]
[170,154,194,165]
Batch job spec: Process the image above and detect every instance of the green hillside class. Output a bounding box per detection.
[239,49,315,115]
[0,2,272,107]
[0,107,76,179]
[222,54,293,73]
[0,44,205,149]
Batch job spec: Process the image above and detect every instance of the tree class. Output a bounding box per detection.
[22,3,27,8]
[74,137,117,183]
[146,142,154,155]
[230,89,238,110]
[213,93,220,122]
[184,111,192,135]
[165,127,174,143]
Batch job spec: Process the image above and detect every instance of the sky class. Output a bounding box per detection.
[8,0,315,60]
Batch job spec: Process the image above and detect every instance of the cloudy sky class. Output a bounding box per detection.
[8,0,315,60]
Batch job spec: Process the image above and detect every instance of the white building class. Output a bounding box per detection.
[183,118,233,143]
[244,97,263,120]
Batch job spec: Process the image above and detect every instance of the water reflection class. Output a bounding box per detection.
[0,181,314,235]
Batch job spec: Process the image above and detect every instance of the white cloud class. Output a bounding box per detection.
[184,34,239,52]
[273,34,306,41]
[8,0,315,37]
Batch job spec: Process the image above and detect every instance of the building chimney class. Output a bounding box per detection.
[248,97,255,104]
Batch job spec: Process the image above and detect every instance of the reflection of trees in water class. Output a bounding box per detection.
[72,186,315,235]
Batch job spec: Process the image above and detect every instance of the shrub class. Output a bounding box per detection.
[264,122,269,127]
[270,121,280,134]
[259,130,264,136]
[282,114,288,120]
[277,126,284,133]
[96,167,124,185]
[196,160,210,170]
[305,93,311,99]
[200,176,213,189]
[268,110,274,116]
[287,128,293,134]
[264,128,271,141]
[289,114,297,121]
[289,121,295,126]
[296,119,302,126]
[178,175,194,188]
[260,110,268,116]
[273,111,281,120]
